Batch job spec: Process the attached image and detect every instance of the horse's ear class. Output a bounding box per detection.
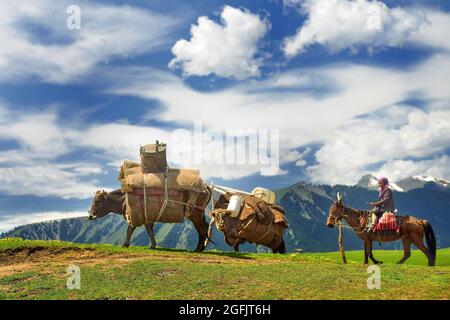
[336,192,343,205]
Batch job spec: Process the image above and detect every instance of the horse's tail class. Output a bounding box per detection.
[423,220,436,265]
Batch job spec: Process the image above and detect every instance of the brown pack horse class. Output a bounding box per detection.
[206,194,286,253]
[326,193,436,266]
[88,188,212,252]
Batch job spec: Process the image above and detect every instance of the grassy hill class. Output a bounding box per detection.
[1,238,448,300]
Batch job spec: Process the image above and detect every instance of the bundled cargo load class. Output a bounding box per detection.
[251,187,276,205]
[118,144,210,227]
[119,160,204,193]
[209,191,287,252]
[140,141,168,173]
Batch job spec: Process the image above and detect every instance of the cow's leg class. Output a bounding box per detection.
[188,211,208,252]
[276,238,286,254]
[144,223,156,249]
[123,225,136,247]
[397,237,411,264]
[232,238,242,253]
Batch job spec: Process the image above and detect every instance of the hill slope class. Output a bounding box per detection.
[0,239,449,300]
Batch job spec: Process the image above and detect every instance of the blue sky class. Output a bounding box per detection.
[0,0,450,230]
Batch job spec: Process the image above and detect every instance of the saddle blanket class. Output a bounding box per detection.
[372,211,400,233]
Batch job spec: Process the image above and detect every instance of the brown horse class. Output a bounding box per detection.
[88,188,212,252]
[326,193,436,266]
[207,194,286,253]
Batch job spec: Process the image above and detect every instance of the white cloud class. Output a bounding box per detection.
[0,165,105,199]
[74,122,172,163]
[307,104,450,184]
[376,156,450,183]
[112,52,450,142]
[0,211,87,233]
[283,0,426,57]
[169,5,270,79]
[295,147,312,167]
[0,104,109,198]
[409,9,450,52]
[109,50,450,182]
[0,111,70,158]
[0,0,179,83]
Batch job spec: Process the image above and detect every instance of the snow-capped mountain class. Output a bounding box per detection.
[396,175,450,193]
[356,174,450,193]
[355,174,405,192]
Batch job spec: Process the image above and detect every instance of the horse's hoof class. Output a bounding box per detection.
[149,246,156,250]
[122,244,129,248]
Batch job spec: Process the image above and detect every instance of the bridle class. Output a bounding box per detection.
[328,204,348,226]
[328,204,367,234]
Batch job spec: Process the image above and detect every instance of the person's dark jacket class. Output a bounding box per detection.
[376,187,396,212]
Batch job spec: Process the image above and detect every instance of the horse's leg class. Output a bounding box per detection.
[410,233,433,266]
[368,240,383,264]
[144,223,156,249]
[187,211,208,252]
[397,237,411,264]
[363,240,369,265]
[123,225,136,247]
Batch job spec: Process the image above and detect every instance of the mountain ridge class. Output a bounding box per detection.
[2,174,450,252]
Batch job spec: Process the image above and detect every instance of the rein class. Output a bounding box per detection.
[331,206,367,234]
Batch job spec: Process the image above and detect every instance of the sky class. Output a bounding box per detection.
[0,0,450,230]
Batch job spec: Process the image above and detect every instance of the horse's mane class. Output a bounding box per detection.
[343,205,369,216]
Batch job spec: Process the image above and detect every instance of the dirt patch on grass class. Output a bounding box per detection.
[0,246,147,277]
[0,246,287,278]
[0,246,94,265]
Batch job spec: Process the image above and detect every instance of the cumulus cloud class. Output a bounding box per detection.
[306,104,450,184]
[376,156,450,183]
[110,50,450,183]
[283,0,426,57]
[0,165,104,199]
[74,122,172,164]
[0,0,179,83]
[408,9,450,52]
[0,110,71,158]
[0,104,108,198]
[169,5,270,79]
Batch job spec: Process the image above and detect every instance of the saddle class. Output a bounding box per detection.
[365,211,400,234]
[372,211,400,233]
[240,195,287,227]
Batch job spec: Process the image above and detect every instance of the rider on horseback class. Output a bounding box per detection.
[368,176,396,228]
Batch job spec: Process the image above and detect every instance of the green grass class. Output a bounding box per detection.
[304,248,450,267]
[0,238,449,300]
